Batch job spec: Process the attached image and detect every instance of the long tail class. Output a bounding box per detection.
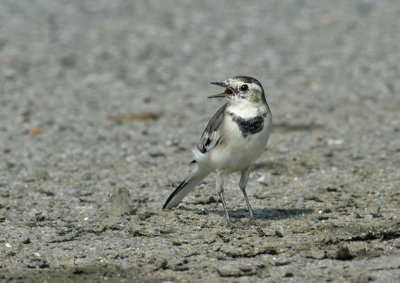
[163,166,210,209]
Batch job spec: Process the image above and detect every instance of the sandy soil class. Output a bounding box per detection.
[0,0,399,282]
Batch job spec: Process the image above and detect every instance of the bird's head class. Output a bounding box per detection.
[209,76,266,104]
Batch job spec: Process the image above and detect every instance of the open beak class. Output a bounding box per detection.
[208,82,235,99]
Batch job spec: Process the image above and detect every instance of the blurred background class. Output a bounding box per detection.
[0,0,399,281]
[2,0,398,116]
[1,0,399,179]
[1,0,398,165]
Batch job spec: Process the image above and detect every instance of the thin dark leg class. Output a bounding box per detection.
[241,188,254,219]
[240,168,254,219]
[216,173,231,225]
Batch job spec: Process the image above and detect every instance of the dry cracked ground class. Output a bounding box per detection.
[0,0,399,282]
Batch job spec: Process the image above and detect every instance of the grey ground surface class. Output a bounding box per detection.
[0,0,399,282]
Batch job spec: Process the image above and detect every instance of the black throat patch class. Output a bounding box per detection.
[228,112,265,137]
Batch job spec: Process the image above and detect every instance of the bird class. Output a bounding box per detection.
[163,76,272,225]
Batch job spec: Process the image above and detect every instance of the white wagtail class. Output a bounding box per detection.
[163,76,272,225]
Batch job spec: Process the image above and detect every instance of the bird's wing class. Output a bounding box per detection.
[196,103,227,154]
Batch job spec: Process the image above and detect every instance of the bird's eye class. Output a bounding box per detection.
[240,84,249,92]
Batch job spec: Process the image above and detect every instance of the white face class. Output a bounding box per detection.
[224,78,263,103]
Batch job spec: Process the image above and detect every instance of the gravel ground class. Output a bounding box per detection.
[1,0,399,282]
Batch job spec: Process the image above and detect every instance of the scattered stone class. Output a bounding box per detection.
[154,259,169,271]
[103,187,132,216]
[335,246,354,261]
[217,265,255,277]
[284,272,294,277]
[257,227,266,237]
[306,249,325,259]
[196,196,218,205]
[239,264,253,273]
[327,139,344,146]
[149,152,166,158]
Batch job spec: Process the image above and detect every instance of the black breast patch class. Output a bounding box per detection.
[229,112,265,137]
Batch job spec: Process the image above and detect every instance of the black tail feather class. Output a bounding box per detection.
[163,180,188,209]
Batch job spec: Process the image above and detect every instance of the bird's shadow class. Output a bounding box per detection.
[179,206,313,221]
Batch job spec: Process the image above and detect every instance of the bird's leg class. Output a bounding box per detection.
[240,168,254,220]
[216,172,231,226]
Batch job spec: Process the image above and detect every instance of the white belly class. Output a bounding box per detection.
[209,112,271,172]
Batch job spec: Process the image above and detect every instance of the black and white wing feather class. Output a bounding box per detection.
[196,103,227,154]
